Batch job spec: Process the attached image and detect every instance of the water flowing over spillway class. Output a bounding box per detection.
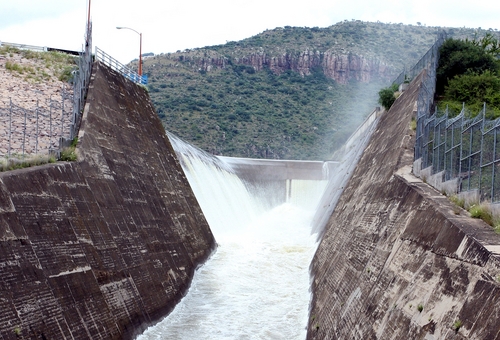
[138,135,327,339]
[137,111,378,339]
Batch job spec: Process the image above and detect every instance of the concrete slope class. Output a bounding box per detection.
[308,72,500,339]
[0,62,215,339]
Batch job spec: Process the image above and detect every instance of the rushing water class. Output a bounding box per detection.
[137,136,327,340]
[138,111,378,339]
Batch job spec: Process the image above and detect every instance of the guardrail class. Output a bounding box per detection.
[0,41,47,52]
[0,42,80,56]
[95,47,148,85]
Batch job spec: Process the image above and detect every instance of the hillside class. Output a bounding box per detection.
[140,20,499,160]
[0,45,76,157]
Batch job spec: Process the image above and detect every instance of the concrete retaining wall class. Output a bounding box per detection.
[0,62,215,339]
[308,72,500,339]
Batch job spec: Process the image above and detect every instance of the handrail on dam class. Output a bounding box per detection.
[95,47,148,85]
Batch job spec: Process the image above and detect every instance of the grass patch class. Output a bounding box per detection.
[59,137,78,162]
[449,195,465,209]
[410,117,417,131]
[0,154,56,172]
[1,46,77,83]
[469,203,494,226]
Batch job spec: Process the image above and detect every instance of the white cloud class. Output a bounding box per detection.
[1,0,499,65]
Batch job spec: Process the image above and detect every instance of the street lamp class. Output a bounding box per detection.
[116,26,142,77]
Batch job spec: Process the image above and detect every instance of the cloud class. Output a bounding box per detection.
[0,0,83,29]
[1,0,500,65]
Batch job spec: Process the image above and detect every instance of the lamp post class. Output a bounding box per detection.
[116,26,142,77]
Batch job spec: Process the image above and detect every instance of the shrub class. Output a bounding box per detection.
[469,203,493,226]
[378,84,399,110]
[437,38,499,96]
[443,70,500,117]
[59,137,78,162]
[449,195,465,209]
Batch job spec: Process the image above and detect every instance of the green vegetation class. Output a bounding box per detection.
[13,327,21,336]
[410,117,417,130]
[417,304,424,313]
[0,154,56,172]
[59,137,78,162]
[449,194,500,232]
[0,45,77,83]
[449,195,465,209]
[436,34,500,118]
[139,22,499,160]
[148,62,384,159]
[453,319,463,332]
[0,138,78,172]
[469,203,494,226]
[378,84,399,110]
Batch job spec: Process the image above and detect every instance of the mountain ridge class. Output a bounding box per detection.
[139,21,499,160]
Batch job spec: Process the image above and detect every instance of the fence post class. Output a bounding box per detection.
[8,98,12,158]
[61,85,64,141]
[492,116,497,201]
[23,108,26,157]
[35,99,39,154]
[49,96,53,152]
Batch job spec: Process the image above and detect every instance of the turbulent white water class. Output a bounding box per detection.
[138,111,378,339]
[137,136,328,340]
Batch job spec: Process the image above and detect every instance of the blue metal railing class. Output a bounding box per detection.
[94,47,148,85]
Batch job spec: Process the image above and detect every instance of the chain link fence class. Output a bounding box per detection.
[0,90,73,157]
[411,32,500,202]
[0,22,92,162]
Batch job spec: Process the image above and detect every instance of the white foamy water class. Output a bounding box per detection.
[137,135,327,340]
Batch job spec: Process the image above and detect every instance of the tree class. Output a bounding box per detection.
[378,84,399,110]
[436,38,499,96]
[443,70,500,117]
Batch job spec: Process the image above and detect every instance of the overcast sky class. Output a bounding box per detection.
[1,0,500,65]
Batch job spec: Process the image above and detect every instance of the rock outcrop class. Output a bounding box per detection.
[184,49,393,84]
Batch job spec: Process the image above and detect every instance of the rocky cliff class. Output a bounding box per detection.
[171,48,392,84]
[308,72,500,339]
[0,62,215,339]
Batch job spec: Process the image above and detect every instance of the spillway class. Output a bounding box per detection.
[137,110,379,339]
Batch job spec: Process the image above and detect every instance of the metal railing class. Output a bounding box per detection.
[0,41,47,52]
[95,47,148,85]
[0,92,73,158]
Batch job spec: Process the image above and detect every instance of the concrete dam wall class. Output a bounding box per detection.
[0,62,215,339]
[307,72,500,339]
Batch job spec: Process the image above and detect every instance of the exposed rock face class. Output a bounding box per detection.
[183,49,393,84]
[307,72,500,339]
[0,62,215,339]
[0,52,73,156]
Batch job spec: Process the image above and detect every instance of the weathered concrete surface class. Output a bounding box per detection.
[0,62,215,339]
[308,72,500,339]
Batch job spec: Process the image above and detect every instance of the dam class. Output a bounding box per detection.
[137,123,374,339]
[1,56,500,339]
